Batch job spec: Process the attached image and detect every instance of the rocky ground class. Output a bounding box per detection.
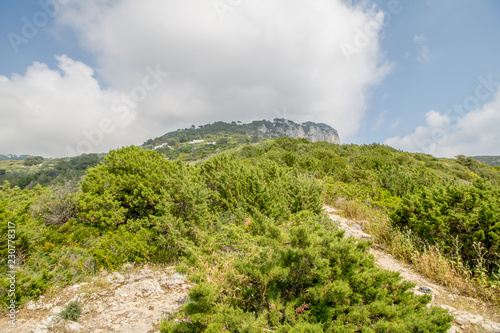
[1,265,191,333]
[2,207,499,333]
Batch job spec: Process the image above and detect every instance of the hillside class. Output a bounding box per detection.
[472,155,500,167]
[144,119,340,145]
[0,119,339,188]
[0,154,102,189]
[1,138,500,332]
[0,154,30,161]
[142,119,339,158]
[3,208,499,332]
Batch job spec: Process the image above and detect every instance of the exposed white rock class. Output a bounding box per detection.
[67,282,88,293]
[49,306,63,315]
[32,314,61,332]
[1,266,191,333]
[66,320,83,332]
[26,300,37,310]
[247,119,341,144]
[438,304,500,332]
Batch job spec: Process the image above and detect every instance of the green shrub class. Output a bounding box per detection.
[23,156,43,167]
[30,183,79,226]
[161,214,453,332]
[59,301,82,321]
[3,139,499,321]
[91,226,156,269]
[391,180,500,274]
[198,155,321,222]
[78,146,210,230]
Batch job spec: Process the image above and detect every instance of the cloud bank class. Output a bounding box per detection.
[385,80,500,158]
[0,55,146,157]
[1,0,392,157]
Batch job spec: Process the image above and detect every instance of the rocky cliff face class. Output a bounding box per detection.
[248,119,341,144]
[145,118,341,148]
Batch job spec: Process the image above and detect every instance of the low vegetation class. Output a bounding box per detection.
[0,154,101,189]
[59,301,82,322]
[472,155,500,168]
[2,137,500,331]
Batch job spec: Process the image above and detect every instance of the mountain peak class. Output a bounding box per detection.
[248,119,340,144]
[144,119,340,147]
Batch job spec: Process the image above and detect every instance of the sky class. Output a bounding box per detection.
[0,0,499,158]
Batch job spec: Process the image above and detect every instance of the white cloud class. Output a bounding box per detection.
[413,34,430,63]
[390,118,400,129]
[372,110,386,129]
[0,55,146,157]
[49,0,390,143]
[0,1,394,157]
[385,88,500,158]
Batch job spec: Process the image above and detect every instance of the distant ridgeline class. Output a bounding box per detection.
[143,119,341,148]
[0,154,31,161]
[472,155,500,167]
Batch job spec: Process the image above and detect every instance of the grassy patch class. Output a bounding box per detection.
[59,301,82,321]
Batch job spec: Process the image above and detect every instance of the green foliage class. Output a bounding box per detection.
[78,146,210,230]
[1,154,101,189]
[23,156,43,166]
[216,137,229,145]
[59,301,82,321]
[471,155,500,167]
[391,180,500,274]
[198,155,322,222]
[2,138,499,328]
[0,183,53,307]
[31,184,79,226]
[57,154,101,171]
[90,226,156,268]
[162,213,452,332]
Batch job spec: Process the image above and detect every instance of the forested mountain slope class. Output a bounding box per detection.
[142,119,340,161]
[473,155,500,167]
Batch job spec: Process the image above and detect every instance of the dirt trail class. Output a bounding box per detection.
[324,205,500,333]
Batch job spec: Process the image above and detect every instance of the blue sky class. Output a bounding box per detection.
[363,0,500,148]
[0,1,92,75]
[1,0,499,157]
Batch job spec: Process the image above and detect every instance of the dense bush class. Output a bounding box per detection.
[0,183,54,306]
[78,146,210,230]
[23,156,43,166]
[198,155,322,222]
[391,180,500,274]
[31,184,79,226]
[161,213,452,332]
